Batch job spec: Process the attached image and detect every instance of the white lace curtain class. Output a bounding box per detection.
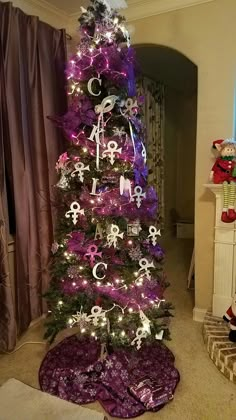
[138,77,165,228]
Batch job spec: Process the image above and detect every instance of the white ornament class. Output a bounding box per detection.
[95,95,118,115]
[131,310,151,350]
[87,77,102,96]
[92,262,108,280]
[155,330,164,340]
[88,124,104,170]
[88,124,103,144]
[65,202,85,225]
[95,223,104,240]
[129,246,142,261]
[71,162,90,182]
[128,121,136,157]
[113,126,126,137]
[70,309,91,327]
[57,169,70,189]
[131,186,146,208]
[107,224,124,248]
[87,306,107,326]
[131,327,148,350]
[120,176,132,197]
[89,96,118,171]
[141,142,147,163]
[148,226,161,246]
[122,98,138,116]
[139,310,151,334]
[51,242,59,254]
[102,141,122,165]
[90,178,101,196]
[138,258,155,280]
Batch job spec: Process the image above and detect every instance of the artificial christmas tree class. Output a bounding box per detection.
[44,0,173,352]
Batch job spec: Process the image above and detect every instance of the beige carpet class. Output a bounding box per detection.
[0,379,105,420]
[0,237,236,420]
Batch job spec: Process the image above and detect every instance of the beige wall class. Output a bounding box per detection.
[1,0,69,29]
[132,0,236,312]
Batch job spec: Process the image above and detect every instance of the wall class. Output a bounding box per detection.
[0,0,70,29]
[164,86,196,232]
[131,0,236,314]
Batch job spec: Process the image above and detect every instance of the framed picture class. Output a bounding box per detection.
[127,223,140,237]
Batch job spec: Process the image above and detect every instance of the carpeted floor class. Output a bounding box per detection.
[0,237,235,419]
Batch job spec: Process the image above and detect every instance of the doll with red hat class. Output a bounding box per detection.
[223,293,236,342]
[210,138,236,222]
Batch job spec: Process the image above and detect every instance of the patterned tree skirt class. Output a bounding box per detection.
[39,335,180,418]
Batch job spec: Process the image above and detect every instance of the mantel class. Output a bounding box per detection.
[204,183,223,195]
[204,182,236,317]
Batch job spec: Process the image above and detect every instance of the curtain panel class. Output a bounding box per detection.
[0,1,67,351]
[138,77,165,228]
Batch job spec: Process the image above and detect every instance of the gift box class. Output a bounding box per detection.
[128,376,177,411]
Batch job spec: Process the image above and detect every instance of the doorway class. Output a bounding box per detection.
[135,44,197,306]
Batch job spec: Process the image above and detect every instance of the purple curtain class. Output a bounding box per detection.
[0,1,67,350]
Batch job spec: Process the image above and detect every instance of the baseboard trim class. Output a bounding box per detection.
[29,314,47,328]
[193,307,207,322]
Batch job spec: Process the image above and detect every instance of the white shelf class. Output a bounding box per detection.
[204,183,236,316]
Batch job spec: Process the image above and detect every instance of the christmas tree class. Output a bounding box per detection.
[44,0,173,350]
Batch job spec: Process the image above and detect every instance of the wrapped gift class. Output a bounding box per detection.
[128,376,176,411]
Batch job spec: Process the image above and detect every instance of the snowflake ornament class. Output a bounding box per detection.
[51,242,59,254]
[113,126,126,138]
[67,266,81,278]
[129,246,142,261]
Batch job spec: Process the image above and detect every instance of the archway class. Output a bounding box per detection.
[135,44,198,310]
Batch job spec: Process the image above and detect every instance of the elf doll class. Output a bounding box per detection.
[223,294,236,342]
[210,139,236,223]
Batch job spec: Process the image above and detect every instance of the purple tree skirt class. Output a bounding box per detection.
[39,335,180,418]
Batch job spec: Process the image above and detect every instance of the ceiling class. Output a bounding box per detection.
[43,0,214,19]
[46,0,87,15]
